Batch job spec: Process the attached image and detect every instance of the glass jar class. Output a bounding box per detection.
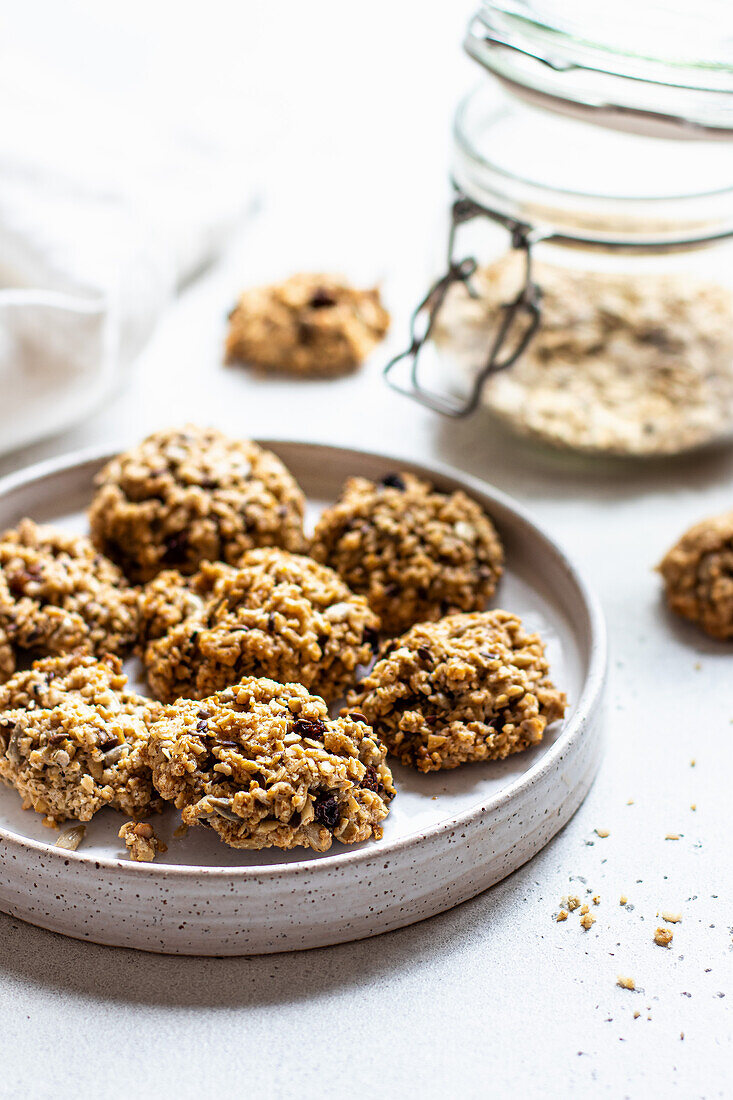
[385,2,733,457]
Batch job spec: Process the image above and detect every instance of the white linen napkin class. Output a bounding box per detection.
[0,48,253,455]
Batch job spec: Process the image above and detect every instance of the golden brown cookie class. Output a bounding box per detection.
[140,550,380,704]
[0,653,162,826]
[0,519,138,682]
[347,610,566,772]
[145,677,395,851]
[89,425,306,583]
[225,273,389,377]
[310,473,504,635]
[658,511,733,639]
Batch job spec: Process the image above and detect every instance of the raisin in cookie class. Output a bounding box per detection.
[0,519,138,682]
[347,610,566,772]
[141,550,380,704]
[310,473,504,635]
[89,425,306,583]
[0,653,162,826]
[225,273,390,377]
[658,511,733,640]
[145,677,395,851]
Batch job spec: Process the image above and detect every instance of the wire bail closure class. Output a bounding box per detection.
[384,193,543,417]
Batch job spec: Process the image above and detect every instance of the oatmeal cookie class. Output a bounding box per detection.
[0,653,162,826]
[347,610,566,772]
[141,550,380,704]
[310,473,504,635]
[0,519,138,682]
[136,568,209,649]
[89,425,306,583]
[119,820,167,862]
[225,272,390,377]
[658,511,733,640]
[145,677,395,851]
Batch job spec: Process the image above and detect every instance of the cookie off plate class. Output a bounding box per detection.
[0,442,606,955]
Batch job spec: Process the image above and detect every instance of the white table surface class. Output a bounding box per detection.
[1,3,731,1097]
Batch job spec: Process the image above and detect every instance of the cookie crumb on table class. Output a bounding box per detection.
[617,976,635,991]
[654,927,674,948]
[580,912,596,930]
[556,910,568,922]
[661,911,682,924]
[119,820,167,862]
[620,894,628,906]
[225,273,390,378]
[595,828,610,838]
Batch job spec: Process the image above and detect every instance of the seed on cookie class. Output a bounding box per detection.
[225,273,390,378]
[140,549,380,704]
[0,652,163,827]
[309,473,504,635]
[144,677,395,852]
[347,610,566,772]
[0,518,139,682]
[89,425,306,583]
[658,510,733,640]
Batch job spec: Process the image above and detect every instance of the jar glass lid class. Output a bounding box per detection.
[453,82,733,246]
[466,0,733,136]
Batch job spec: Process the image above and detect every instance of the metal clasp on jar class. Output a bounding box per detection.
[384,192,544,417]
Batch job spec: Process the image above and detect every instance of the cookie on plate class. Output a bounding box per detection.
[0,653,162,826]
[347,610,566,772]
[136,568,210,650]
[89,425,306,583]
[140,550,380,704]
[0,519,138,682]
[225,272,390,377]
[658,510,733,640]
[309,472,504,635]
[145,677,395,851]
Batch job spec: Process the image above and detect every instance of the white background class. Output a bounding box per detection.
[0,2,731,1097]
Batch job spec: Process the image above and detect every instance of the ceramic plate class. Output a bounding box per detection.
[0,442,606,954]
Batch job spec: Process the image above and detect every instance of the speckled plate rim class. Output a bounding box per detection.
[0,440,607,881]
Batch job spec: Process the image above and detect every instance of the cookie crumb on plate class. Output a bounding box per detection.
[119,820,167,862]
